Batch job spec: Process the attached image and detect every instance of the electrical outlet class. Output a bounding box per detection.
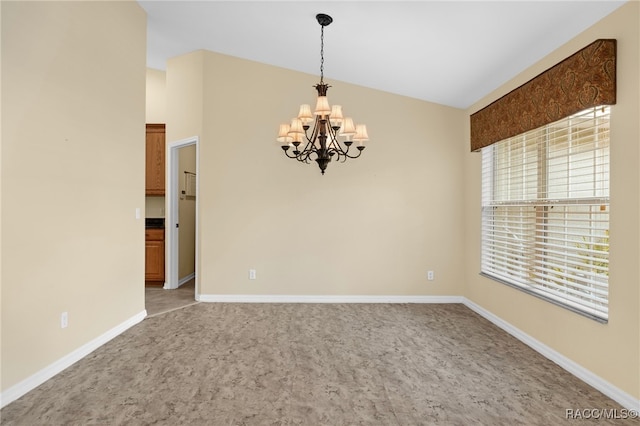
[61,312,68,329]
[249,269,256,280]
[427,271,435,281]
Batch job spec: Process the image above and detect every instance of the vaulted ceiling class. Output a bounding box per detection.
[139,1,625,109]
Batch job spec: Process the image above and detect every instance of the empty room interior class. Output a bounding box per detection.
[1,1,639,424]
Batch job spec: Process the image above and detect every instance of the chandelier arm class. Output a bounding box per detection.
[326,126,340,151]
[298,152,311,163]
[301,140,314,154]
[322,124,333,149]
[293,150,307,163]
[298,152,312,163]
[342,148,365,159]
[333,146,350,163]
[304,127,313,146]
[300,139,317,162]
[331,136,356,159]
[297,146,315,164]
[283,149,300,159]
[330,132,364,159]
[326,127,350,157]
[311,116,323,148]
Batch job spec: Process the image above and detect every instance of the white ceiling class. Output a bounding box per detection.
[139,1,625,109]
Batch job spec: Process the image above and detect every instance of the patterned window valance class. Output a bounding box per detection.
[470,39,616,151]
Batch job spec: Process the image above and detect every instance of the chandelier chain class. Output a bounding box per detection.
[320,25,325,83]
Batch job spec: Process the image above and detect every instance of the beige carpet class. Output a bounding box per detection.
[1,303,631,425]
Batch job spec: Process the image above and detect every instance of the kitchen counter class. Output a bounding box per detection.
[145,218,164,229]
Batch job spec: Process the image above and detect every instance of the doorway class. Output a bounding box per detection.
[165,136,199,300]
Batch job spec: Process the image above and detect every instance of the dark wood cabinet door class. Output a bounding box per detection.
[145,124,165,195]
[145,240,165,282]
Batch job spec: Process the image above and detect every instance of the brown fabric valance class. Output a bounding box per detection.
[470,39,616,151]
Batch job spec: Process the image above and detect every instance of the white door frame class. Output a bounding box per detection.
[165,136,199,292]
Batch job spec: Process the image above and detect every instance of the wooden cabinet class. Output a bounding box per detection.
[145,228,164,285]
[146,124,165,195]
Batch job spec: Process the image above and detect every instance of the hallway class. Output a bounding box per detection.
[145,278,197,317]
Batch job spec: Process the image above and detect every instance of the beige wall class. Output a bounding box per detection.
[1,1,146,392]
[145,195,165,218]
[167,50,466,297]
[0,0,4,381]
[178,145,196,280]
[463,2,639,400]
[166,51,205,290]
[145,68,167,219]
[146,68,167,124]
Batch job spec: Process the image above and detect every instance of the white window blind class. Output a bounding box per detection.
[481,106,610,322]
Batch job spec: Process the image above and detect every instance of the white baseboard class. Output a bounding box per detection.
[197,294,464,304]
[178,273,195,287]
[0,310,147,409]
[462,298,639,412]
[163,273,195,290]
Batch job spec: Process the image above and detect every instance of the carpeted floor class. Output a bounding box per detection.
[0,303,632,425]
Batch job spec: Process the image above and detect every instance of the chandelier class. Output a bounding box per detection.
[277,13,369,175]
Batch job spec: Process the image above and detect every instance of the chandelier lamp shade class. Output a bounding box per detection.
[277,13,369,175]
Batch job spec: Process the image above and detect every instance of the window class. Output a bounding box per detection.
[481,106,610,322]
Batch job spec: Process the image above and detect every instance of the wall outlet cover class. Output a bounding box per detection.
[61,312,68,329]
